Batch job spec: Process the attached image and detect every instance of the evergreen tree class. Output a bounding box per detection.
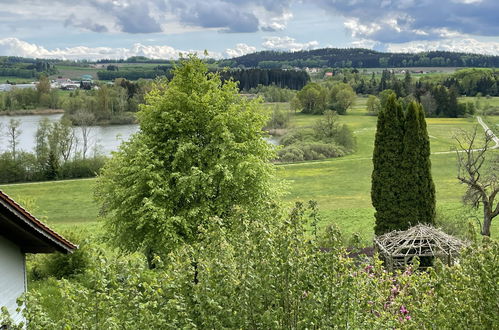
[371,93,405,235]
[399,102,435,228]
[416,106,436,224]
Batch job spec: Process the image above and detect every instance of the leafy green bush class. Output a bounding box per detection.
[278,142,346,162]
[2,204,497,329]
[28,230,91,280]
[280,128,316,146]
[57,156,106,179]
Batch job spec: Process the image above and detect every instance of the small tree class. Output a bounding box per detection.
[5,119,22,161]
[366,95,381,115]
[313,110,339,140]
[72,109,95,159]
[329,83,356,115]
[455,127,499,236]
[296,82,327,114]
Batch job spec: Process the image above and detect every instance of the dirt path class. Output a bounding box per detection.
[477,116,499,150]
[432,116,499,155]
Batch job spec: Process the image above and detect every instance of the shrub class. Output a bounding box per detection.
[28,230,91,280]
[58,156,106,179]
[278,142,346,162]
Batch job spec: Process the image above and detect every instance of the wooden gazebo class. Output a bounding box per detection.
[374,224,467,271]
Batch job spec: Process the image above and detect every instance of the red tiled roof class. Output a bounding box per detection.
[0,190,77,253]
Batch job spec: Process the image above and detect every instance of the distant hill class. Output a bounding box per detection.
[222,48,499,69]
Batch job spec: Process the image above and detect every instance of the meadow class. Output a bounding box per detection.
[1,96,497,242]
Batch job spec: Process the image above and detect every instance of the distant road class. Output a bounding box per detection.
[477,116,499,150]
[433,116,499,155]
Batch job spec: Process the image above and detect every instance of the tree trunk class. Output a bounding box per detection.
[482,209,492,236]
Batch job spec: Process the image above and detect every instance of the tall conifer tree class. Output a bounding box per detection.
[372,93,405,235]
[372,99,436,235]
[416,105,436,224]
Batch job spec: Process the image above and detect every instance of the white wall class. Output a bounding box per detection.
[0,235,26,324]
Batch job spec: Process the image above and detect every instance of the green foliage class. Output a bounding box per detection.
[366,95,381,115]
[372,93,405,235]
[328,82,356,115]
[3,204,496,329]
[277,110,356,162]
[95,56,280,261]
[28,230,90,280]
[296,82,328,114]
[249,84,296,102]
[399,102,436,227]
[278,142,347,162]
[265,104,290,129]
[372,98,436,234]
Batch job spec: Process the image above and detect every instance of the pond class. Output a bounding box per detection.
[0,114,139,155]
[0,114,279,155]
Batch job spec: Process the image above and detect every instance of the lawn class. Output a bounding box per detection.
[1,99,497,241]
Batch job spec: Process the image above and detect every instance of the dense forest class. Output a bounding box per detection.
[224,49,499,68]
[0,57,57,78]
[98,67,310,90]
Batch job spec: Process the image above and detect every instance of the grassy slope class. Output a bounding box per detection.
[1,97,497,240]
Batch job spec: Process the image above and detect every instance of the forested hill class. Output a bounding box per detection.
[223,48,499,68]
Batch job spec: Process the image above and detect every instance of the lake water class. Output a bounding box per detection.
[0,114,278,155]
[0,114,139,155]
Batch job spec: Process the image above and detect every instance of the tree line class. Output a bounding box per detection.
[98,67,310,91]
[227,48,499,68]
[322,69,480,118]
[0,57,57,79]
[63,78,151,125]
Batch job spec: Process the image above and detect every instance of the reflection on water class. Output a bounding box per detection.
[0,114,139,155]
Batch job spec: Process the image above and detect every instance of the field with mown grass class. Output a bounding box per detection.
[1,96,497,242]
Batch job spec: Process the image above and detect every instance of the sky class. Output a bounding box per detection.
[1,0,499,60]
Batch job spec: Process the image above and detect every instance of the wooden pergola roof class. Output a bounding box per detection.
[0,190,77,254]
[375,224,466,258]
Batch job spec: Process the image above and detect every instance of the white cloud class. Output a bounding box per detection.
[350,39,381,49]
[0,38,222,60]
[224,43,257,58]
[262,36,319,52]
[344,18,381,38]
[385,38,499,55]
[259,10,293,31]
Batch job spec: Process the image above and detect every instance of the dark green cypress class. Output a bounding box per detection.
[372,93,405,235]
[373,100,436,235]
[399,102,425,229]
[416,105,436,225]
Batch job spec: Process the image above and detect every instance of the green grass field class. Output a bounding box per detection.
[0,76,36,83]
[50,65,100,80]
[1,97,497,241]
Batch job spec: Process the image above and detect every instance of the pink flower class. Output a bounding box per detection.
[400,305,409,315]
[406,315,411,321]
[391,286,399,295]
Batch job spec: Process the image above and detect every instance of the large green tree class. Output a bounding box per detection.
[399,102,435,228]
[371,93,405,235]
[372,96,436,235]
[95,56,280,261]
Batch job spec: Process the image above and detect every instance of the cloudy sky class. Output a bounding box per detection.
[1,0,499,60]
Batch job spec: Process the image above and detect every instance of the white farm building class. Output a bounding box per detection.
[0,191,76,324]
